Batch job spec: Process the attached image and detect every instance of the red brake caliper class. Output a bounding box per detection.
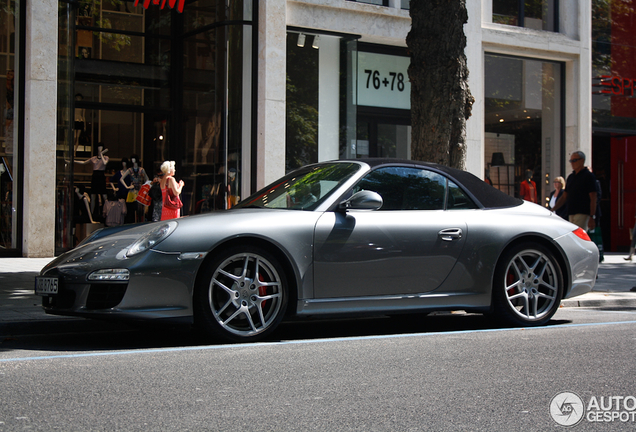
[258,273,267,308]
[506,270,516,296]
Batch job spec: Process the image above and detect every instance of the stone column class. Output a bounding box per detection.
[23,0,57,257]
[564,0,592,165]
[464,0,484,178]
[257,0,287,189]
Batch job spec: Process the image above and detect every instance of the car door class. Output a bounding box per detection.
[313,166,471,298]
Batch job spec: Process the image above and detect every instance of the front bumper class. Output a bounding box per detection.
[39,250,204,321]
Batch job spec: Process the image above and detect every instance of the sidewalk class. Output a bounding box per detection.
[0,257,68,326]
[1,254,635,327]
[560,252,636,308]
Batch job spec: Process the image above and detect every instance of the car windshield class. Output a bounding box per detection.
[235,163,361,210]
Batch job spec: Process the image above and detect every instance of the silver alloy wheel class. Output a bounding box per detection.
[502,249,559,321]
[208,252,284,337]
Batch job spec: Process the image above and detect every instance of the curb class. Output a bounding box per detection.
[560,292,636,308]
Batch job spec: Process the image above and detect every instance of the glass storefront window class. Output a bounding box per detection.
[592,0,636,132]
[286,34,413,171]
[355,120,411,159]
[493,0,558,32]
[76,83,144,106]
[591,0,636,251]
[353,45,411,160]
[181,19,250,212]
[345,0,409,9]
[1,0,18,252]
[70,109,144,156]
[55,0,255,252]
[76,0,147,63]
[183,0,252,34]
[484,54,562,207]
[93,31,145,63]
[286,31,319,172]
[57,0,74,251]
[286,31,358,173]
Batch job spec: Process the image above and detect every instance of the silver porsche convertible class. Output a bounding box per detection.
[36,159,598,342]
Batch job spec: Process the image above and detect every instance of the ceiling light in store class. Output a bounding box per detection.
[312,35,320,49]
[297,33,306,47]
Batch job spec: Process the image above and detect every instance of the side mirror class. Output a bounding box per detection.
[339,190,383,211]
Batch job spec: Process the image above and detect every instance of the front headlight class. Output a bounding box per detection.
[126,221,178,257]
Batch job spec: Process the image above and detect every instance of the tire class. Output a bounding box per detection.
[492,243,563,327]
[194,246,288,342]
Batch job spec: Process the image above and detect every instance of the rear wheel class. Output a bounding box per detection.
[492,243,563,326]
[194,246,288,342]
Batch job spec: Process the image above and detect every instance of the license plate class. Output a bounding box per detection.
[35,276,59,295]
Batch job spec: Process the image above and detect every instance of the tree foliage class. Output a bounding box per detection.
[406,0,474,169]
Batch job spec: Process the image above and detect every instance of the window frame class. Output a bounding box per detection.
[492,0,560,33]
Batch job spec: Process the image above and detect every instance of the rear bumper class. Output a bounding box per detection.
[555,233,599,299]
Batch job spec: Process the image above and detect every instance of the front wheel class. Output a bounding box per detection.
[194,246,288,342]
[492,243,563,326]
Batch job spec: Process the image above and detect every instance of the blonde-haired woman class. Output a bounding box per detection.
[549,176,567,219]
[160,160,184,220]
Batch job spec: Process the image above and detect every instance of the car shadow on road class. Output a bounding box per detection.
[273,313,572,341]
[0,312,574,354]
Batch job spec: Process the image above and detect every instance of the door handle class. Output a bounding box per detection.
[439,228,463,242]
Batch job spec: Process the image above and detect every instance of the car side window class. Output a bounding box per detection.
[354,166,447,210]
[447,180,478,210]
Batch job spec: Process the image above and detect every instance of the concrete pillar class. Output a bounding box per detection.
[465,0,484,177]
[23,0,57,257]
[257,0,287,189]
[565,0,592,167]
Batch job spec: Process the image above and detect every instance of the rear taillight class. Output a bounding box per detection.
[572,227,591,241]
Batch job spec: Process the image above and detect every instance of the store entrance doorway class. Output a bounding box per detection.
[356,110,411,159]
[593,133,636,252]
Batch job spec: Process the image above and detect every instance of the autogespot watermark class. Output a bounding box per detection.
[550,391,636,427]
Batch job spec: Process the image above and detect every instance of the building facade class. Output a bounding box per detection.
[3,0,629,258]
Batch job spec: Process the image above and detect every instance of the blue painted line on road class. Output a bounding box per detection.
[2,319,636,363]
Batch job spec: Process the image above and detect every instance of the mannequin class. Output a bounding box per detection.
[74,186,95,224]
[520,169,537,203]
[227,167,239,208]
[73,185,96,245]
[75,144,109,214]
[110,158,134,202]
[124,154,149,223]
[103,190,127,227]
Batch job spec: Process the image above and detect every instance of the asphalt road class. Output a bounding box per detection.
[1,307,635,431]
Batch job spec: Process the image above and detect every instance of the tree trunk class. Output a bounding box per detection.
[407,0,474,170]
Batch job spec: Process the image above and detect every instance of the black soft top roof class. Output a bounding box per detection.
[352,158,522,209]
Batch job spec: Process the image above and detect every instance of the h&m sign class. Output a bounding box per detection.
[134,0,184,13]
